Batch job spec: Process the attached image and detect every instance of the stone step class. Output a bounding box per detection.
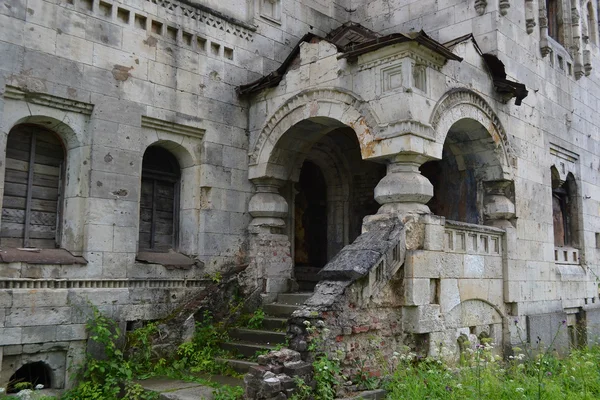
[229,328,287,345]
[262,316,288,331]
[277,292,312,305]
[220,341,276,359]
[263,303,301,318]
[216,358,258,374]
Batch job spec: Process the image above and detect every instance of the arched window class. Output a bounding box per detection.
[547,0,561,42]
[551,167,578,248]
[1,125,65,248]
[139,146,180,252]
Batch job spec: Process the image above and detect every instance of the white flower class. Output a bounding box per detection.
[303,320,311,326]
[35,384,44,390]
[516,388,525,393]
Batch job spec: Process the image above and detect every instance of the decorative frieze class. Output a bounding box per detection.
[0,278,208,289]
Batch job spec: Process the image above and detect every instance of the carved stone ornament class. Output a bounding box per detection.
[475,0,487,15]
[499,0,510,15]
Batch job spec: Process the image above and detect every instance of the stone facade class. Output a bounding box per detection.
[1,0,600,392]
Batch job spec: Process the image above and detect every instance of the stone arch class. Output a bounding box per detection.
[5,115,84,150]
[8,361,54,392]
[248,88,380,180]
[430,89,514,181]
[445,298,505,329]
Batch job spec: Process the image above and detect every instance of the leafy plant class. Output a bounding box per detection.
[213,385,244,400]
[246,309,265,329]
[61,307,158,400]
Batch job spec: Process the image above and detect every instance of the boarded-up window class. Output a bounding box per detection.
[139,146,180,252]
[1,125,65,248]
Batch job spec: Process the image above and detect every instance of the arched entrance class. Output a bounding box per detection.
[287,127,384,290]
[421,118,509,224]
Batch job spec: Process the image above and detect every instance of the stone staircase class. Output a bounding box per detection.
[218,292,312,374]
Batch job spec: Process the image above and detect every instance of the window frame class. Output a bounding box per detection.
[138,146,181,253]
[1,124,66,249]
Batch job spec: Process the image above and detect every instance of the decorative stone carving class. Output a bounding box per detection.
[483,181,515,228]
[475,0,487,16]
[584,49,592,75]
[525,0,536,34]
[499,0,510,15]
[539,0,552,57]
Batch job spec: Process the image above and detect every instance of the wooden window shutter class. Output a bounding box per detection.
[1,125,65,248]
[139,146,180,252]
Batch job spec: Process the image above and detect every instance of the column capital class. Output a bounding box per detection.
[249,177,288,233]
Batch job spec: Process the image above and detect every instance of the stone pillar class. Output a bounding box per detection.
[247,178,294,301]
[373,154,434,217]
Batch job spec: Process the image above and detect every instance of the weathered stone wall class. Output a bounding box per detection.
[0,0,347,389]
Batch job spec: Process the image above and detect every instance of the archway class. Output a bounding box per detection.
[421,118,506,224]
[8,362,52,393]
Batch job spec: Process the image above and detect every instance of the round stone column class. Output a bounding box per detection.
[248,178,288,233]
[374,154,434,216]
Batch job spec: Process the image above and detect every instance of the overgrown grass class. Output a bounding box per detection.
[383,344,600,400]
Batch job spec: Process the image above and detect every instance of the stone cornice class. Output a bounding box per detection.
[141,116,205,139]
[357,43,447,72]
[4,86,94,115]
[378,120,435,140]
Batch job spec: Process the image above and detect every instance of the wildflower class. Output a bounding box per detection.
[35,384,44,390]
[516,388,525,393]
[456,384,463,389]
[445,385,453,392]
[303,320,311,326]
[393,351,400,356]
[561,320,566,325]
[514,318,519,325]
[546,371,552,376]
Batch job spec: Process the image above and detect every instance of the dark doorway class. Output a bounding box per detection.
[294,161,327,290]
[8,362,52,392]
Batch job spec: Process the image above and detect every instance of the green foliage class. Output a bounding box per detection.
[61,307,157,400]
[127,322,159,378]
[313,355,342,400]
[213,385,244,400]
[289,377,313,400]
[246,308,265,329]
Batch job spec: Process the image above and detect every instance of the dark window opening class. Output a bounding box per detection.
[8,362,52,393]
[139,146,180,252]
[551,168,578,248]
[1,125,65,249]
[547,0,560,42]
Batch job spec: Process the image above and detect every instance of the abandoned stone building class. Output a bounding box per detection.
[1,0,600,393]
